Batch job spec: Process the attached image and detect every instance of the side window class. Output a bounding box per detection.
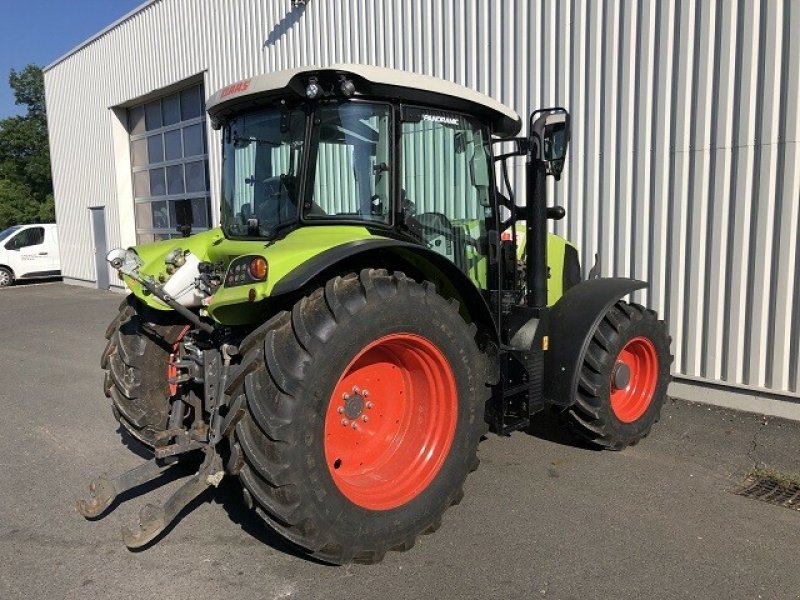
[305,102,391,223]
[5,227,44,250]
[400,108,493,286]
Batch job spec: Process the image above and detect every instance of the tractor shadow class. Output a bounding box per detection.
[212,477,333,565]
[116,427,326,562]
[524,409,602,451]
[117,426,156,459]
[124,477,315,561]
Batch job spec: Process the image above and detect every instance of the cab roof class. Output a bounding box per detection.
[206,64,522,138]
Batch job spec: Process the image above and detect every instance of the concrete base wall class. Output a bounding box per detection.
[669,380,800,422]
[63,277,126,293]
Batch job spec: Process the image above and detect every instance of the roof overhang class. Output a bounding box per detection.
[206,64,522,138]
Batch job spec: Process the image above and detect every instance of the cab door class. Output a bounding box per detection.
[5,226,48,277]
[399,106,495,289]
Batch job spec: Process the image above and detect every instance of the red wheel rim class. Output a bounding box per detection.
[167,326,191,397]
[324,333,458,511]
[610,336,659,423]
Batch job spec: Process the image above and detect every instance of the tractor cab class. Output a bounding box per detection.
[204,64,577,326]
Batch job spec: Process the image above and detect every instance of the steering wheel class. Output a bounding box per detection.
[406,211,479,249]
[255,174,296,224]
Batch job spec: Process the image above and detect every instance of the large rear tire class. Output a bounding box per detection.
[226,269,490,564]
[101,296,187,447]
[561,301,672,449]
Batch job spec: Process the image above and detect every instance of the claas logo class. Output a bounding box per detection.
[220,79,251,98]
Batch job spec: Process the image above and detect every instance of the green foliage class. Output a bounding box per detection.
[9,66,45,118]
[0,65,54,229]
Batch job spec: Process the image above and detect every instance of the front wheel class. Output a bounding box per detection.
[560,301,673,449]
[226,269,490,564]
[0,267,14,287]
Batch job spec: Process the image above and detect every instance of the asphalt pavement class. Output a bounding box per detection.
[1,283,799,600]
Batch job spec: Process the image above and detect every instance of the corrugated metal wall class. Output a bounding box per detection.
[44,0,800,397]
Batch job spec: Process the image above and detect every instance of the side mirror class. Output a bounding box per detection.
[529,108,570,181]
[543,122,568,161]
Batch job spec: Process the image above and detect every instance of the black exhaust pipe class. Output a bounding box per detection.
[525,108,569,309]
[525,139,548,309]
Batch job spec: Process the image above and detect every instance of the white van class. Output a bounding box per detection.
[0,223,61,287]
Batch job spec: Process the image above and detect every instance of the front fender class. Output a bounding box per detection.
[544,277,647,406]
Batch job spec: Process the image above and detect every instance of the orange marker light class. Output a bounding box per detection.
[249,257,268,280]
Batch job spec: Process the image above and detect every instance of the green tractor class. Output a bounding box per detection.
[78,65,672,564]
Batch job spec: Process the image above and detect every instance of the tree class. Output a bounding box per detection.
[0,180,38,228]
[0,65,54,228]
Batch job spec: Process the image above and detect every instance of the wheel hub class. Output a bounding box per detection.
[611,362,631,390]
[323,333,458,511]
[342,390,366,420]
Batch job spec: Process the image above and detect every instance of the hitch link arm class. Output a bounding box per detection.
[76,456,180,519]
[121,449,224,549]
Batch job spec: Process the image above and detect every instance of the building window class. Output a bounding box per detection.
[128,84,211,243]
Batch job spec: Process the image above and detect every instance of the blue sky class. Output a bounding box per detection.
[0,0,143,118]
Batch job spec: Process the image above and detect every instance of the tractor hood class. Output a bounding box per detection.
[120,226,380,325]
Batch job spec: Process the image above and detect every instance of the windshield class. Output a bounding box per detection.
[221,107,306,238]
[0,226,21,243]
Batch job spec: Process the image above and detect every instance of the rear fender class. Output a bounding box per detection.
[544,277,647,406]
[271,239,498,344]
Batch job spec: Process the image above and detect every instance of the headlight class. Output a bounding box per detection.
[106,248,127,269]
[106,248,142,276]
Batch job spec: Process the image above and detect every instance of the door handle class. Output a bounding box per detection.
[39,252,48,255]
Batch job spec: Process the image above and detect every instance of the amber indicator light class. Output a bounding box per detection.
[249,257,268,280]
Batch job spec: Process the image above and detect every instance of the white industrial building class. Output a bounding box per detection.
[43,0,800,413]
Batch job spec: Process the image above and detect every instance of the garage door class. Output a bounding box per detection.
[128,84,211,243]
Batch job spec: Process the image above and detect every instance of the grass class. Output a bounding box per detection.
[746,467,800,490]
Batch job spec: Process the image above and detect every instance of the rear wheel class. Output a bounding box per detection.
[226,269,489,564]
[561,301,672,449]
[101,296,187,447]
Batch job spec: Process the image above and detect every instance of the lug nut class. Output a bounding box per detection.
[362,415,369,422]
[337,406,345,414]
[366,401,374,409]
[352,386,360,394]
[342,392,348,400]
[341,419,349,426]
[351,422,358,430]
[362,389,369,397]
